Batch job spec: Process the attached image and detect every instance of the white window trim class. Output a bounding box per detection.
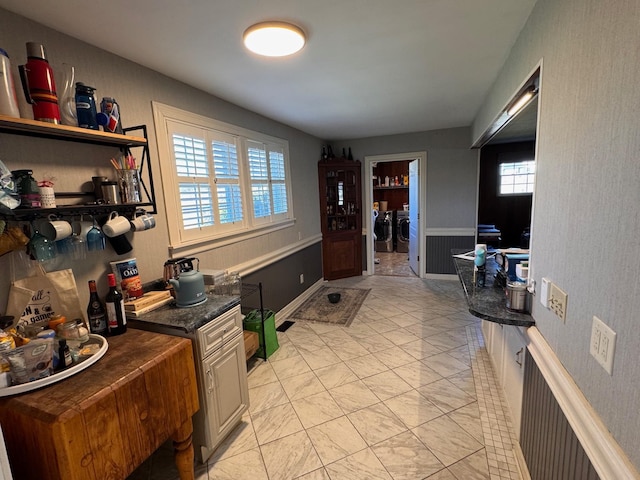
[153,102,295,253]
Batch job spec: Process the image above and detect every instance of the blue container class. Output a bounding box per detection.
[75,82,98,129]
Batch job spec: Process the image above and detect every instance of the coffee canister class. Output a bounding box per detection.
[505,281,528,312]
[101,181,120,204]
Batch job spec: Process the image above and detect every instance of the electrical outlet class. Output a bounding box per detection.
[548,282,567,321]
[540,277,550,307]
[299,273,304,284]
[590,316,616,375]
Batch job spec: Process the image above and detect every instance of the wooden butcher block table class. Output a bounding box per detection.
[0,329,199,480]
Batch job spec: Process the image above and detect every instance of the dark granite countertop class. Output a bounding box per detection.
[127,292,241,334]
[452,250,534,327]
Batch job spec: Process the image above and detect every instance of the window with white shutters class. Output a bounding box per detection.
[154,103,293,248]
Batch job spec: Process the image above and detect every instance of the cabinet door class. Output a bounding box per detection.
[202,335,249,448]
[502,326,527,440]
[318,159,362,280]
[322,233,362,280]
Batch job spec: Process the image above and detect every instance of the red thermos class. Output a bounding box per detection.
[18,42,60,124]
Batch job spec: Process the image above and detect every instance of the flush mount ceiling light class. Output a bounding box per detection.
[243,21,306,57]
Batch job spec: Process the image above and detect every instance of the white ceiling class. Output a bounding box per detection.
[0,0,537,140]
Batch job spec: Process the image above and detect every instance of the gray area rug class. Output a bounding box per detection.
[289,286,370,327]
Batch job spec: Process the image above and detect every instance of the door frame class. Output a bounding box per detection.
[364,151,427,278]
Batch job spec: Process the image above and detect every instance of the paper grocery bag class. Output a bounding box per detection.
[7,262,86,327]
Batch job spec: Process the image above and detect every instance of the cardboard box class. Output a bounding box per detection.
[243,330,259,360]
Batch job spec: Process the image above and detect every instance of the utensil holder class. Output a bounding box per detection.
[117,169,141,204]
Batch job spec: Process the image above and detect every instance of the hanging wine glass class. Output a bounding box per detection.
[86,216,105,251]
[27,223,56,261]
[70,218,87,260]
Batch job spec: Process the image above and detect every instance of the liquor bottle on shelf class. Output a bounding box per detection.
[87,280,108,335]
[348,147,353,160]
[322,145,328,160]
[342,147,347,158]
[105,273,127,335]
[327,146,335,158]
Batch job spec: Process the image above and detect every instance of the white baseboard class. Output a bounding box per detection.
[514,443,531,480]
[526,327,640,480]
[275,279,324,326]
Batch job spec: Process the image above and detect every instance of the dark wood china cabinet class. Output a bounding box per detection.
[318,157,362,280]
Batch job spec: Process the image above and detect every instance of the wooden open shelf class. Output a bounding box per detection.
[0,114,147,147]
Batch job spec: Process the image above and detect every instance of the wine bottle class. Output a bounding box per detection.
[348,147,353,160]
[322,145,328,160]
[105,273,127,335]
[327,146,335,158]
[342,147,347,158]
[87,280,108,335]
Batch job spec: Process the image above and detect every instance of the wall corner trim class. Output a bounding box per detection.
[526,327,640,480]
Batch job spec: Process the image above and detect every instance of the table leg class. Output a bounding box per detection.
[172,418,195,480]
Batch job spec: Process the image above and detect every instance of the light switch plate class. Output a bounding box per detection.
[540,277,550,307]
[549,282,567,321]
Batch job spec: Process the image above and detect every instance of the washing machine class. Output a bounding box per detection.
[396,210,410,253]
[374,210,393,252]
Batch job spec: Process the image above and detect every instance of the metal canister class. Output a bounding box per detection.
[505,281,528,312]
[101,181,120,204]
[11,169,41,208]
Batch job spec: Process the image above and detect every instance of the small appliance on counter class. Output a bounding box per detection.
[163,256,205,307]
[168,269,206,308]
[163,257,197,282]
[494,249,529,287]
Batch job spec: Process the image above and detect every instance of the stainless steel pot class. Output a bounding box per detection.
[506,281,528,312]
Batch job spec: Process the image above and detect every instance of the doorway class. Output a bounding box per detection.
[472,64,540,255]
[364,152,427,278]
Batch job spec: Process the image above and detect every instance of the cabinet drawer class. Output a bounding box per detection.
[197,305,242,358]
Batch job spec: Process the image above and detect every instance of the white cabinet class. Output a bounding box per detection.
[193,305,249,462]
[482,320,528,440]
[202,334,249,448]
[502,325,527,439]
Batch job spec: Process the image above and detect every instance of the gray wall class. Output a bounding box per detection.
[473,0,640,469]
[0,9,323,312]
[333,127,479,229]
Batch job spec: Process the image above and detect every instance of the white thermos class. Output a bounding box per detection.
[0,48,20,118]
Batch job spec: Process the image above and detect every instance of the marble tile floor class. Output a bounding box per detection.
[128,275,521,480]
[374,251,414,277]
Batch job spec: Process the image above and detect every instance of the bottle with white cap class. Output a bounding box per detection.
[0,48,20,118]
[474,244,487,287]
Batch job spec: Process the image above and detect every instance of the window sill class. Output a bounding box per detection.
[168,218,296,257]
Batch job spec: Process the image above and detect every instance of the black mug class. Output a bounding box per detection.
[107,233,132,255]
